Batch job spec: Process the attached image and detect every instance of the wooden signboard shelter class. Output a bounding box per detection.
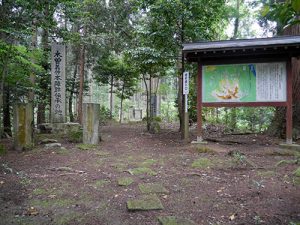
[183,36,300,144]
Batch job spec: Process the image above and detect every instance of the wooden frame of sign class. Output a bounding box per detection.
[183,36,300,144]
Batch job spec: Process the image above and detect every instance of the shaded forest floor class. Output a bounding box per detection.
[0,123,300,225]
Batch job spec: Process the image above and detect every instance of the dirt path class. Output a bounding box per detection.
[0,123,300,225]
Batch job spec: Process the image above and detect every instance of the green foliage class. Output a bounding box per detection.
[191,158,213,169]
[99,106,111,124]
[260,0,300,33]
[94,53,139,102]
[152,116,162,122]
[231,151,247,165]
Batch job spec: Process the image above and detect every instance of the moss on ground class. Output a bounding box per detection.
[138,183,169,194]
[95,151,110,157]
[76,143,97,150]
[0,144,7,155]
[117,177,134,186]
[127,194,164,211]
[55,147,69,155]
[257,170,276,178]
[30,198,76,209]
[112,163,127,172]
[276,159,298,167]
[266,149,300,157]
[32,188,49,196]
[158,216,196,225]
[191,158,214,169]
[93,179,111,188]
[196,146,216,154]
[139,159,157,167]
[293,167,300,177]
[54,212,83,225]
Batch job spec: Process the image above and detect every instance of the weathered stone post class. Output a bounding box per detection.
[83,103,100,144]
[13,103,33,151]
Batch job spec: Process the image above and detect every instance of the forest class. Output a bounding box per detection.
[0,0,299,137]
[1,0,300,225]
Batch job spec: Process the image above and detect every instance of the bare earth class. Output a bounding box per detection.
[0,123,300,225]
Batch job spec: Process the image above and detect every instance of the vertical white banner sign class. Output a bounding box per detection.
[51,43,66,123]
[183,71,189,112]
[183,71,189,95]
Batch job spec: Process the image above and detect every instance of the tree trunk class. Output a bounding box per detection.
[232,0,240,39]
[37,17,50,124]
[119,83,125,123]
[0,58,8,138]
[69,65,78,122]
[78,45,85,124]
[110,76,114,119]
[149,75,152,119]
[29,23,37,103]
[3,85,11,136]
[37,104,46,124]
[142,74,150,131]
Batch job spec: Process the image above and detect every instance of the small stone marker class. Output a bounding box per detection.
[138,183,169,194]
[158,216,197,225]
[117,177,134,186]
[127,194,164,211]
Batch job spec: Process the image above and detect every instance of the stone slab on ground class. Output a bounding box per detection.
[139,183,169,194]
[117,177,134,186]
[158,216,197,225]
[128,167,157,176]
[40,139,58,144]
[127,194,164,211]
[279,143,300,151]
[45,143,62,148]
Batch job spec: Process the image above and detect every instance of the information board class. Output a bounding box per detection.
[202,62,286,103]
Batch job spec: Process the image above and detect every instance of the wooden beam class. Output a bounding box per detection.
[203,102,287,108]
[286,58,293,144]
[197,59,203,142]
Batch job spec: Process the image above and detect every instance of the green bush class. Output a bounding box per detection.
[99,106,111,124]
[153,116,162,122]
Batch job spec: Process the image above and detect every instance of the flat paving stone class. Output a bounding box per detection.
[117,177,134,186]
[139,183,169,194]
[127,194,164,211]
[128,167,157,176]
[158,216,197,225]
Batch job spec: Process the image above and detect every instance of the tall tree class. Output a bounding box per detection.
[132,0,227,133]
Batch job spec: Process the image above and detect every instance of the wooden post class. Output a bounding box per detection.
[197,59,203,142]
[286,58,293,144]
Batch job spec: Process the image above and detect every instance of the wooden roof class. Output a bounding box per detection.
[183,36,300,64]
